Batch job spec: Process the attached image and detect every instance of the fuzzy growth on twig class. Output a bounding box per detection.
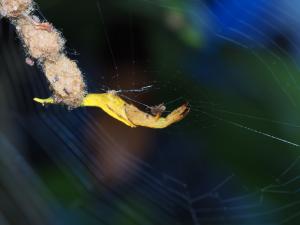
[0,0,32,17]
[0,0,86,107]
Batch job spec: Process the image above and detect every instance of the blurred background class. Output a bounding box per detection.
[1,0,300,224]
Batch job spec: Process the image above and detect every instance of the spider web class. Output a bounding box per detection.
[1,0,300,225]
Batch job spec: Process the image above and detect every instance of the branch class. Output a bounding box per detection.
[0,0,86,107]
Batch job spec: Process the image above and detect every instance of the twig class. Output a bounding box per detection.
[0,0,86,107]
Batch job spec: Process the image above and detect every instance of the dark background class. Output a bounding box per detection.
[1,0,300,224]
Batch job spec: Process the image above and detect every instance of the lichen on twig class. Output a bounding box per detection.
[0,0,86,107]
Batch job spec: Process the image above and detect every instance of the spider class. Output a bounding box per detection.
[34,92,190,129]
[30,15,53,32]
[150,103,166,119]
[34,22,53,32]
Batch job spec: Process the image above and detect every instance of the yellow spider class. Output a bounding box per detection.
[34,92,190,129]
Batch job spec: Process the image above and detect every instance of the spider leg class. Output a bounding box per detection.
[34,22,53,32]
